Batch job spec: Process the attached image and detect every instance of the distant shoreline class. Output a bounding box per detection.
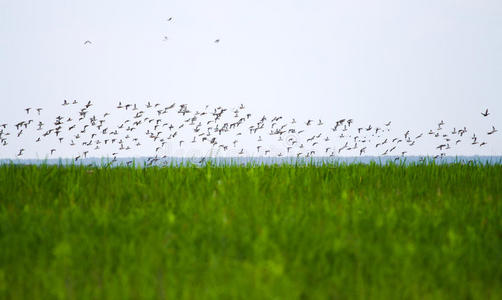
[1,155,501,166]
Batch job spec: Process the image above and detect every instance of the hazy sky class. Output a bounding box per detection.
[1,0,501,158]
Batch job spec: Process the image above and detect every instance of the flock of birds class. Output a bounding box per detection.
[0,100,497,166]
[0,17,498,165]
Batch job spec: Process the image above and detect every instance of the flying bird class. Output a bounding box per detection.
[487,126,497,135]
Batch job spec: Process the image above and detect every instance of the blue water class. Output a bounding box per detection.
[1,156,501,167]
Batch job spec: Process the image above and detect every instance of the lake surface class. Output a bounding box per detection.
[1,156,501,166]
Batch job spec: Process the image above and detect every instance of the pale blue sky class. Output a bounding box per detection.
[0,0,501,158]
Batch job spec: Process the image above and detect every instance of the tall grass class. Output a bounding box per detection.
[0,163,501,299]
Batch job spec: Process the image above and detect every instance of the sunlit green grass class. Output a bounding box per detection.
[0,162,501,299]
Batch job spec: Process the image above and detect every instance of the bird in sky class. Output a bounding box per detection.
[481,109,490,117]
[84,40,92,45]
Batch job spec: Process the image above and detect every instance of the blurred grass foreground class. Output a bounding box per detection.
[0,162,501,299]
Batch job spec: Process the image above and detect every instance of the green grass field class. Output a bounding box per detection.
[0,163,501,299]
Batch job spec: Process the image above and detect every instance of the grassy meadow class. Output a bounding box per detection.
[0,162,501,299]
